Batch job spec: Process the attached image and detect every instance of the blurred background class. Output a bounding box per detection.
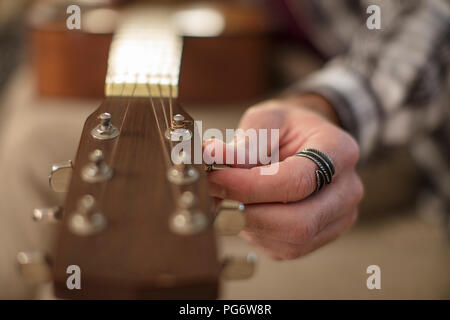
[0,0,449,299]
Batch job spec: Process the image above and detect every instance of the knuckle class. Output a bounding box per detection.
[279,247,303,260]
[335,130,360,168]
[352,175,365,205]
[316,209,330,232]
[289,218,317,245]
[289,167,315,202]
[343,211,359,232]
[243,106,261,119]
[345,135,361,166]
[350,211,359,226]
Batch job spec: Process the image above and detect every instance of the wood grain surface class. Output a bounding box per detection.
[52,97,220,299]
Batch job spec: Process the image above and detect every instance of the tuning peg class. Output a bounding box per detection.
[169,209,207,235]
[91,112,120,140]
[221,252,257,280]
[172,114,186,128]
[214,200,245,236]
[68,194,107,236]
[32,206,63,223]
[166,114,192,141]
[81,149,113,183]
[16,251,52,285]
[167,152,199,185]
[49,160,73,192]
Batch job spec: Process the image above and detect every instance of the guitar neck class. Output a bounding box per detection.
[105,6,182,98]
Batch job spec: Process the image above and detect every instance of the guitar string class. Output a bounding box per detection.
[157,82,174,151]
[156,78,202,212]
[97,75,137,205]
[169,82,174,129]
[146,81,181,199]
[106,77,139,257]
[156,82,170,133]
[160,78,208,222]
[146,80,172,167]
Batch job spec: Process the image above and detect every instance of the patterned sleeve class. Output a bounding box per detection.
[297,0,450,158]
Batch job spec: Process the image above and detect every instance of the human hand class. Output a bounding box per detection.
[204,94,364,260]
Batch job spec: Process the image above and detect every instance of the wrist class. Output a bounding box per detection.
[281,93,341,126]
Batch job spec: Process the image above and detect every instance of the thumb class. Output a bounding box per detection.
[203,137,257,169]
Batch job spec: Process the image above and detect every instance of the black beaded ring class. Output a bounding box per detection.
[295,148,335,194]
[304,148,335,175]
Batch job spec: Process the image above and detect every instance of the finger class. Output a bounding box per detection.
[241,231,301,260]
[206,131,358,204]
[203,132,279,169]
[203,139,257,169]
[240,172,363,244]
[293,209,359,257]
[241,210,358,260]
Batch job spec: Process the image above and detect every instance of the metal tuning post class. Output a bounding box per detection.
[221,252,257,280]
[81,149,113,183]
[214,200,246,236]
[91,112,120,140]
[178,191,196,209]
[205,164,231,172]
[167,164,199,185]
[173,113,186,127]
[16,251,52,285]
[167,150,199,185]
[49,160,73,192]
[32,206,63,223]
[169,191,207,235]
[165,114,192,141]
[68,195,107,236]
[169,209,208,236]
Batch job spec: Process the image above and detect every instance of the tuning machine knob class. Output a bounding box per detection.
[167,165,199,185]
[81,149,113,183]
[214,200,246,236]
[165,114,192,141]
[68,195,107,236]
[32,206,63,223]
[167,150,199,185]
[221,252,257,280]
[16,251,52,285]
[169,209,207,235]
[49,160,73,192]
[91,112,120,140]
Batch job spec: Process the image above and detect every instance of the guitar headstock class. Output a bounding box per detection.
[19,4,258,298]
[51,97,220,299]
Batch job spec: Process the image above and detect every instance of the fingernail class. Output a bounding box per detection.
[203,141,215,164]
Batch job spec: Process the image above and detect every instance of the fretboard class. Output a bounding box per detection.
[105,7,182,98]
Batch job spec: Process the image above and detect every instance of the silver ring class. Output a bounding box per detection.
[295,148,335,194]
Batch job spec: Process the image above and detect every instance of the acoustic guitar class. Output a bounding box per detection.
[28,0,271,102]
[18,4,256,299]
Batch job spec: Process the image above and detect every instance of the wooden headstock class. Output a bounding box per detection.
[52,97,220,299]
[18,4,258,298]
